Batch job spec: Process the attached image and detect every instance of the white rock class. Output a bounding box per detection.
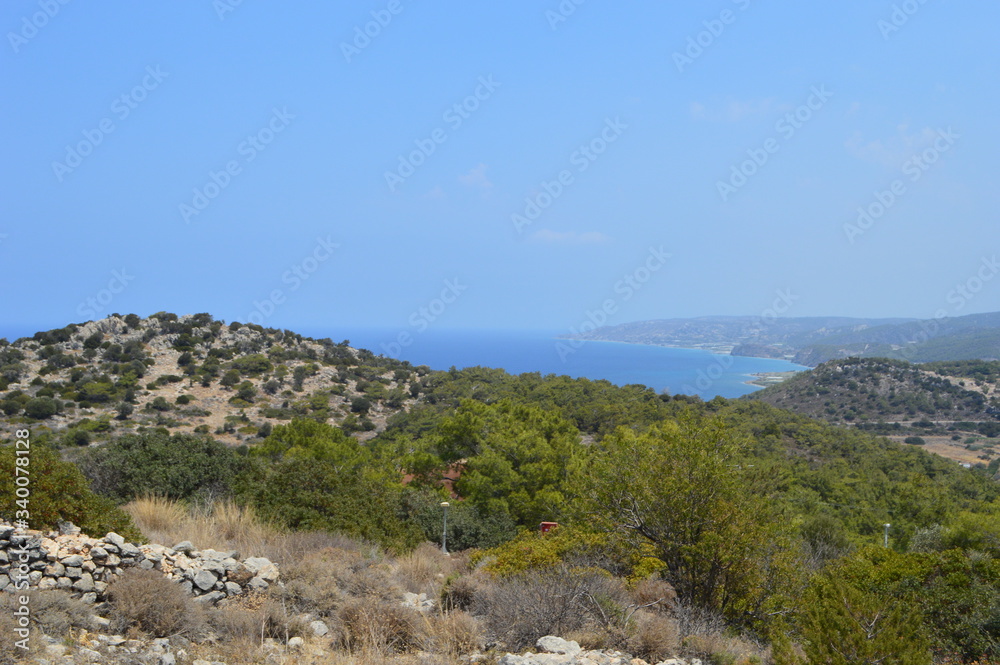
[536,636,582,656]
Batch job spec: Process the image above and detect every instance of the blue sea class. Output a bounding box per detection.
[0,323,808,400]
[302,328,809,400]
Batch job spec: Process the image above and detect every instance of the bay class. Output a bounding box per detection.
[303,327,809,400]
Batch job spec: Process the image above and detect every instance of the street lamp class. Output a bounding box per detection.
[441,502,450,554]
[884,523,891,548]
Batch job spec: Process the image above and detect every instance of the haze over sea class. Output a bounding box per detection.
[304,328,809,400]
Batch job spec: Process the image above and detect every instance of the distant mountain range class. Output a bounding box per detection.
[560,312,1000,366]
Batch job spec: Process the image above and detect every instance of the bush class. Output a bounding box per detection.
[23,397,57,420]
[904,436,926,445]
[107,569,206,637]
[472,565,627,651]
[0,443,141,540]
[337,597,422,653]
[405,489,517,551]
[78,431,247,503]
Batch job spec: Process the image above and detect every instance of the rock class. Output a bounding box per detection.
[288,636,305,650]
[45,562,65,577]
[537,636,582,656]
[120,542,141,557]
[45,643,67,657]
[243,557,279,583]
[81,592,97,604]
[194,570,217,591]
[64,566,83,579]
[224,582,242,596]
[57,521,81,536]
[105,532,126,548]
[228,564,253,585]
[59,554,84,567]
[194,590,226,604]
[72,573,95,592]
[160,652,177,665]
[89,546,108,559]
[174,541,194,554]
[79,647,102,660]
[139,559,155,570]
[310,620,330,637]
[247,575,269,592]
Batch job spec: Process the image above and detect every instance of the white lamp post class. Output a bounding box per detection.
[441,502,450,554]
[884,523,891,548]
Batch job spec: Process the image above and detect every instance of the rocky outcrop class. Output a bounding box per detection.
[0,522,278,604]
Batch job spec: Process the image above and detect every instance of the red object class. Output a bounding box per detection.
[539,522,559,534]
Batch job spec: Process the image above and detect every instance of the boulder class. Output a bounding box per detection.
[193,570,217,591]
[537,636,582,656]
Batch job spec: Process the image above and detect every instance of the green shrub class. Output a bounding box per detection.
[0,441,141,540]
[77,431,247,503]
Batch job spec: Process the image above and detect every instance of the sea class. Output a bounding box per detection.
[0,323,809,400]
[300,328,809,400]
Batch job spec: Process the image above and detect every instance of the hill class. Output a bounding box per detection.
[0,312,421,447]
[748,356,1000,466]
[560,312,1000,366]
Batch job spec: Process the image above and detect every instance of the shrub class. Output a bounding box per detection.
[23,397,57,420]
[626,610,681,663]
[472,564,627,651]
[422,610,484,655]
[337,597,422,653]
[78,431,247,503]
[0,443,141,540]
[904,436,926,445]
[107,569,206,637]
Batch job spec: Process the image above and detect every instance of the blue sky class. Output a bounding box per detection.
[2,1,998,338]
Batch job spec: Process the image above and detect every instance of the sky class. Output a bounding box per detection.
[2,1,999,339]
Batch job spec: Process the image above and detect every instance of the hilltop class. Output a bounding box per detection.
[0,312,421,447]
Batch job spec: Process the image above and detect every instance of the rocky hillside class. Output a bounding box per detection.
[748,357,1000,466]
[0,313,423,448]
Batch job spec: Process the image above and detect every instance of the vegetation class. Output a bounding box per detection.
[2,314,1000,662]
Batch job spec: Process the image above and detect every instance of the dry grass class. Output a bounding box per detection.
[125,495,296,560]
[337,598,423,654]
[107,568,206,638]
[421,610,484,655]
[393,542,467,597]
[626,610,681,663]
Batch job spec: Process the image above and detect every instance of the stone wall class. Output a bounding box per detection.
[0,523,279,604]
